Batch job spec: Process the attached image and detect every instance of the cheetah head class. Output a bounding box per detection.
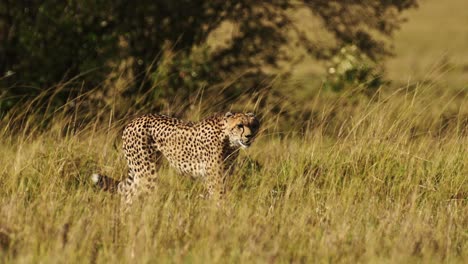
[224,112,260,149]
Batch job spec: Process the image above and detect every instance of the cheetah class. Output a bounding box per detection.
[92,112,260,204]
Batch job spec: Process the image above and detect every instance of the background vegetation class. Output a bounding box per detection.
[1,0,418,115]
[0,0,467,263]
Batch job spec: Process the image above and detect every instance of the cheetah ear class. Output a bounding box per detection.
[246,112,255,117]
[224,112,234,118]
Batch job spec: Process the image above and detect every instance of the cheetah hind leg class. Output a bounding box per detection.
[118,154,162,206]
[91,170,160,207]
[116,169,139,205]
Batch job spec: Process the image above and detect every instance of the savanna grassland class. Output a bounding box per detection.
[1,0,467,263]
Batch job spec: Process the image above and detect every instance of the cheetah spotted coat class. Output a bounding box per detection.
[92,112,260,204]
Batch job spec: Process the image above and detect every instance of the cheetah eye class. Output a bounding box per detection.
[236,124,243,129]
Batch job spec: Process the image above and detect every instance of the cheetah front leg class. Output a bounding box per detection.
[203,162,227,201]
[205,177,224,200]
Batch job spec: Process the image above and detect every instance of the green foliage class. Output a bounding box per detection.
[324,45,385,92]
[149,46,221,107]
[0,0,418,115]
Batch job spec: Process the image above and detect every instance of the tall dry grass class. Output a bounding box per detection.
[0,76,466,263]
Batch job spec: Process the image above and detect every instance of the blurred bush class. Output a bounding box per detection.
[324,45,385,93]
[0,0,418,115]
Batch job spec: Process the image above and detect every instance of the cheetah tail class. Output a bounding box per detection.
[91,173,120,193]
